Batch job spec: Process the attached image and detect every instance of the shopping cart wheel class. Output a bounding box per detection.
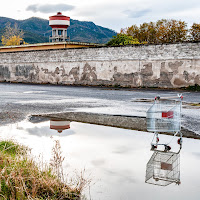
[176,181,181,185]
[155,178,159,182]
[165,145,171,151]
[151,145,157,150]
[177,138,182,145]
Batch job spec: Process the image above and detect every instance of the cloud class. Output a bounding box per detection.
[91,158,106,167]
[26,4,75,14]
[123,9,151,18]
[112,145,133,154]
[25,126,75,137]
[192,152,200,159]
[103,168,137,184]
[74,10,97,17]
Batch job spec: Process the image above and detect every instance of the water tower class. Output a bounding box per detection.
[49,12,70,42]
[50,119,70,133]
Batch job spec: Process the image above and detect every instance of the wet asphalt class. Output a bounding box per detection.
[0,83,199,134]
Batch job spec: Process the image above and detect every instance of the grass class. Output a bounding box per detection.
[0,140,83,200]
[0,140,25,156]
[182,84,200,91]
[189,103,200,107]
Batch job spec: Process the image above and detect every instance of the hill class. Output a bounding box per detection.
[0,16,116,44]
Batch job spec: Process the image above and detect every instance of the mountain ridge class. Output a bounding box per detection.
[0,16,117,44]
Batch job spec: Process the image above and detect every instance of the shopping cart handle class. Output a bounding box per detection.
[155,95,183,100]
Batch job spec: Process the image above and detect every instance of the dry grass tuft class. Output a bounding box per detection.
[0,140,82,200]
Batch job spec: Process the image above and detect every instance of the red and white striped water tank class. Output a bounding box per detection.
[49,12,70,29]
[50,119,70,133]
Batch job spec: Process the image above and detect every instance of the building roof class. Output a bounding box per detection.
[0,41,104,53]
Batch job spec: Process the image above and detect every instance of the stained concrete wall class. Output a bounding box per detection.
[0,42,199,88]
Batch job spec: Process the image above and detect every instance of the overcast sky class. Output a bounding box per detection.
[1,0,200,32]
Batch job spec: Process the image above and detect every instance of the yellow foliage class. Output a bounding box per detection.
[190,23,200,41]
[123,19,188,44]
[1,22,27,46]
[1,35,25,46]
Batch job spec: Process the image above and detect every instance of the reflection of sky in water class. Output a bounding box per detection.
[0,120,199,200]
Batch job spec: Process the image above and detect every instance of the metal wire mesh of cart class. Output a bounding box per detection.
[146,99,182,133]
[145,151,180,186]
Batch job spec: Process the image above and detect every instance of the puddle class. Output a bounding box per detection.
[0,117,199,200]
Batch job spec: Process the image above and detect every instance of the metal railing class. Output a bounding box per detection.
[49,35,70,42]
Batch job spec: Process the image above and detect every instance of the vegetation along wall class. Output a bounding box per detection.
[0,42,199,88]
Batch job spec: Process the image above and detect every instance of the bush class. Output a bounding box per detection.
[186,84,200,91]
[106,33,140,46]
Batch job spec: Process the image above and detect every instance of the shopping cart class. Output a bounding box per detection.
[145,94,183,186]
[145,150,180,186]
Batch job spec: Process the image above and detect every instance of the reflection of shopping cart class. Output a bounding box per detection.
[145,150,180,186]
[145,95,183,186]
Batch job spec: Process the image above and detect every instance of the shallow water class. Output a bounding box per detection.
[0,119,199,200]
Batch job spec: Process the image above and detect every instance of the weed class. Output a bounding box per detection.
[0,140,82,200]
[50,140,65,182]
[50,140,92,196]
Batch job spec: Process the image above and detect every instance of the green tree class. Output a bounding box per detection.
[1,22,26,46]
[190,23,200,41]
[106,33,140,46]
[122,19,188,44]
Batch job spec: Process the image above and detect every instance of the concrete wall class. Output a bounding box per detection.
[0,42,199,88]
